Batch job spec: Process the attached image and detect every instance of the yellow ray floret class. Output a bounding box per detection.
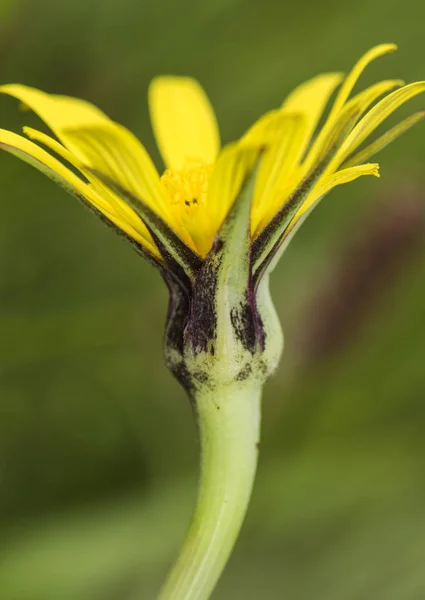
[0,43,424,262]
[149,76,220,171]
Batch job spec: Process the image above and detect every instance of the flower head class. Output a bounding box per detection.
[1,44,424,389]
[1,44,423,277]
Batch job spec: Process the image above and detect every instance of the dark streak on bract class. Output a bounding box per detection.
[230,294,258,354]
[186,255,219,354]
[162,273,193,391]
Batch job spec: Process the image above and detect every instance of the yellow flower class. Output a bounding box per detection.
[0,43,424,265]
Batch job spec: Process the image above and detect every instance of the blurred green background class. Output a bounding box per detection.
[1,0,425,598]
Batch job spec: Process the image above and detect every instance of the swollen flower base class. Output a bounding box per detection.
[1,44,424,599]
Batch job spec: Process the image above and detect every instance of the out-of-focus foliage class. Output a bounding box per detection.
[1,0,425,598]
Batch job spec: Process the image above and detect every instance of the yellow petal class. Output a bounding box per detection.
[149,76,220,171]
[0,127,101,204]
[23,125,97,182]
[283,47,398,174]
[263,98,363,225]
[0,84,176,231]
[297,163,380,218]
[62,124,178,223]
[344,79,404,114]
[304,79,404,173]
[0,127,160,257]
[343,110,425,168]
[1,83,109,126]
[303,42,402,172]
[252,113,307,228]
[337,81,425,164]
[23,126,155,239]
[240,109,283,147]
[206,143,258,251]
[327,44,398,121]
[281,72,344,159]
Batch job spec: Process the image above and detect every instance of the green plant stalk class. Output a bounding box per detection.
[157,381,262,600]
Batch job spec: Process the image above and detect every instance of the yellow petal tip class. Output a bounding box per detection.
[372,164,381,177]
[148,76,209,106]
[22,125,34,137]
[374,43,398,54]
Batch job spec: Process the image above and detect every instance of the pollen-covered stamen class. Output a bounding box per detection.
[161,159,212,212]
[161,159,214,256]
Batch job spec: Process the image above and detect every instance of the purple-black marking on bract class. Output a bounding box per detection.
[229,288,262,355]
[162,272,193,390]
[186,254,219,355]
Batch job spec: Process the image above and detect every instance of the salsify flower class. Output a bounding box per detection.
[1,44,424,600]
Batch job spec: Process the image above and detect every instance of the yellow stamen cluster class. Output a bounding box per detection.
[161,160,214,254]
[161,159,212,212]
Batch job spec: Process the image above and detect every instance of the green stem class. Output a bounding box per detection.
[157,381,262,600]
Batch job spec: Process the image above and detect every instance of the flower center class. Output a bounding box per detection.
[161,159,212,212]
[161,159,214,256]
